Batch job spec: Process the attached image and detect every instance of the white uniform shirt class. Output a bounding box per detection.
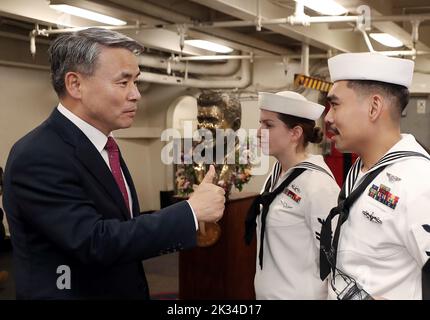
[255,154,340,299]
[328,134,430,300]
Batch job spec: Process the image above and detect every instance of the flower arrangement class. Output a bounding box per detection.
[233,165,252,192]
[175,165,195,197]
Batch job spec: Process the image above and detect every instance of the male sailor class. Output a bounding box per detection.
[320,52,430,300]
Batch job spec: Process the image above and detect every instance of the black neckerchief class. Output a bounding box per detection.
[245,167,306,269]
[245,160,333,270]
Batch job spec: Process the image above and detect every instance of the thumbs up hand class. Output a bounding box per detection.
[201,164,216,184]
[188,165,225,223]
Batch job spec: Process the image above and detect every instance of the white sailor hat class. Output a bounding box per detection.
[258,91,325,121]
[328,52,414,88]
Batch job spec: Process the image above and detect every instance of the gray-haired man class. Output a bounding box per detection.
[3,28,225,299]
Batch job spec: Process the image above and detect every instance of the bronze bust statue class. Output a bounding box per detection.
[175,91,253,246]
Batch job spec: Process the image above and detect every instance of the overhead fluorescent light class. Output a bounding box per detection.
[369,33,404,48]
[295,0,348,16]
[49,4,127,26]
[184,40,234,54]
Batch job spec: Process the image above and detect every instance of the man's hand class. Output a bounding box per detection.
[188,165,225,222]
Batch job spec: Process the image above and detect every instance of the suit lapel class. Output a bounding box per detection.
[75,143,131,220]
[48,108,131,220]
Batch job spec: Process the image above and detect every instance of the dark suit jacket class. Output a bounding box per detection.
[0,208,5,241]
[3,109,197,299]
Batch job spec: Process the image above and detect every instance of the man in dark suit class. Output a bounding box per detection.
[2,28,225,299]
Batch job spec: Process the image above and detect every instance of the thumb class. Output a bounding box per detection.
[201,165,215,184]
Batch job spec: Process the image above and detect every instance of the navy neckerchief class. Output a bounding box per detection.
[245,160,333,269]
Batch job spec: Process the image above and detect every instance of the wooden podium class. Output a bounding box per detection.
[179,192,258,300]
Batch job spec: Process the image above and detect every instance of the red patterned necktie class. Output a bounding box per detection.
[105,137,130,215]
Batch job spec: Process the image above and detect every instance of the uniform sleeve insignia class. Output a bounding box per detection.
[368,184,399,210]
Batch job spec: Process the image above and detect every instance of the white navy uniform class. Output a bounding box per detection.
[255,154,340,299]
[328,134,430,300]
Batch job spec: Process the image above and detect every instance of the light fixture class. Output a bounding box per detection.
[49,4,127,26]
[369,33,404,48]
[184,40,234,54]
[295,0,348,16]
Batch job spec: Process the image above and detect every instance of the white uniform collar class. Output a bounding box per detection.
[346,134,430,196]
[270,154,334,191]
[386,134,429,156]
[57,103,111,153]
[293,154,335,179]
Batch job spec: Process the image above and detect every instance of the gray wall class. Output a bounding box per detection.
[401,96,430,150]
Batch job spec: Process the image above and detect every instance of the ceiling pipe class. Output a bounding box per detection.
[301,43,310,76]
[378,49,421,57]
[191,16,356,28]
[139,54,241,76]
[138,59,251,89]
[255,0,262,31]
[34,23,147,36]
[190,14,430,28]
[358,28,376,53]
[32,13,430,35]
[295,0,305,18]
[29,29,37,58]
[174,55,251,61]
[172,53,330,61]
[0,30,51,44]
[411,20,421,49]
